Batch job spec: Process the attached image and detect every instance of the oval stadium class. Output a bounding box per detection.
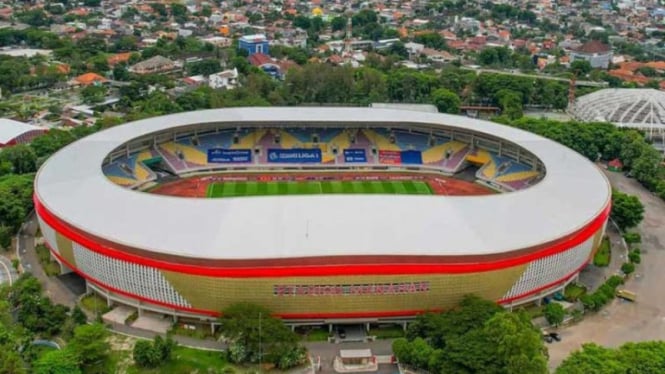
[34,107,611,323]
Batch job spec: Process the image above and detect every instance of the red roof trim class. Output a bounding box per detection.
[34,193,610,278]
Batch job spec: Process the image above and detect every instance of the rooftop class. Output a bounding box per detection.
[35,108,611,261]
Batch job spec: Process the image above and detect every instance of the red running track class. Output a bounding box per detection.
[148,171,495,198]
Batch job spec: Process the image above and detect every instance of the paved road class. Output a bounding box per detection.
[460,66,609,87]
[18,214,78,308]
[0,254,17,286]
[547,170,665,370]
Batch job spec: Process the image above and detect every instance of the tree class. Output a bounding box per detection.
[133,340,161,368]
[497,89,523,119]
[80,85,108,104]
[112,65,130,81]
[398,295,546,374]
[187,58,221,76]
[33,349,82,374]
[414,33,447,50]
[431,88,461,114]
[483,312,548,374]
[557,341,665,374]
[71,306,87,325]
[0,350,26,374]
[331,16,347,32]
[611,190,644,231]
[68,323,110,373]
[219,303,305,368]
[544,302,566,327]
[570,60,592,76]
[0,144,37,174]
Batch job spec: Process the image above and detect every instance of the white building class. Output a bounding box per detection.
[209,68,239,90]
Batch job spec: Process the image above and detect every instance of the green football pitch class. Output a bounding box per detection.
[206,180,433,198]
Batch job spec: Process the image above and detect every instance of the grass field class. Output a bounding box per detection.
[206,180,433,198]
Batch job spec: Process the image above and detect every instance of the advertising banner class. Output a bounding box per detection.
[207,149,252,163]
[343,149,367,163]
[267,148,322,163]
[378,150,401,165]
[400,150,423,165]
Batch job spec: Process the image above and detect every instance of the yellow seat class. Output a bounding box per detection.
[466,149,491,165]
[232,129,266,149]
[422,141,466,163]
[495,170,540,182]
[362,129,401,151]
[482,162,496,179]
[108,175,137,186]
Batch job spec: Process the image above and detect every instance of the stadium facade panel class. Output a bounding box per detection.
[34,108,611,320]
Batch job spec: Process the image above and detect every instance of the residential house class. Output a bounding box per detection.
[129,56,179,75]
[569,40,613,69]
[249,53,280,77]
[239,34,270,56]
[209,68,239,90]
[69,72,109,87]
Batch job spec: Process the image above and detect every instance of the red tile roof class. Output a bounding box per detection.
[575,40,611,54]
[248,53,274,67]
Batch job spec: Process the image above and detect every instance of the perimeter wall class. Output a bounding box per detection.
[35,196,609,319]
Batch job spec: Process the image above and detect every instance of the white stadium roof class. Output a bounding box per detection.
[0,118,43,145]
[35,108,611,260]
[571,88,665,129]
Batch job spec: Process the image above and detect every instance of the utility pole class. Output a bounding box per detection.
[258,312,262,373]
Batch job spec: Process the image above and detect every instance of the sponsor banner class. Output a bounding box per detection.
[378,150,402,165]
[267,148,322,163]
[401,150,423,165]
[343,149,367,163]
[207,149,252,163]
[273,281,431,297]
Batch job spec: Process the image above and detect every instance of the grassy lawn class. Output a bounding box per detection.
[31,344,58,360]
[207,180,432,198]
[35,244,61,276]
[564,283,587,302]
[593,237,611,267]
[170,324,218,340]
[369,325,405,339]
[124,346,229,374]
[80,293,111,314]
[522,304,545,319]
[299,327,330,342]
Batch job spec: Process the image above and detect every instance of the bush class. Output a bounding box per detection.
[621,262,635,275]
[593,238,611,267]
[544,303,565,327]
[628,250,641,264]
[580,275,624,312]
[606,275,624,288]
[133,340,160,368]
[623,232,641,244]
[133,335,177,368]
[564,283,586,302]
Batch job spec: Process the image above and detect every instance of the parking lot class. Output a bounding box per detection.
[547,170,665,369]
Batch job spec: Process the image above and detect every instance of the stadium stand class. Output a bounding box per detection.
[362,129,401,151]
[392,130,432,151]
[231,129,265,149]
[104,127,542,191]
[466,149,491,165]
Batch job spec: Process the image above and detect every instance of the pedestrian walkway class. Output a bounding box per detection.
[0,255,17,286]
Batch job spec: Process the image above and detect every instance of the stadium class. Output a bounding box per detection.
[34,107,611,324]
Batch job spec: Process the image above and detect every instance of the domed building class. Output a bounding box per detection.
[570,88,665,129]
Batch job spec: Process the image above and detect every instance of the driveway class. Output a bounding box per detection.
[547,170,665,369]
[17,214,78,308]
[0,254,17,286]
